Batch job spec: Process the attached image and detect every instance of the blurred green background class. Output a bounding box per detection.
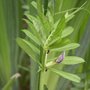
[0,0,90,90]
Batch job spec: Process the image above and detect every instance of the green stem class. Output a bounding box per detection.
[39,70,48,90]
[39,71,44,90]
[39,46,48,90]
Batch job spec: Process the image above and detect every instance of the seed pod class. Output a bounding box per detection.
[56,51,65,63]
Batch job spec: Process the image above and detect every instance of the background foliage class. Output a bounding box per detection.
[0,0,90,90]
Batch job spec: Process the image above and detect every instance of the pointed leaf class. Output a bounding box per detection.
[50,68,81,83]
[31,1,37,9]
[61,27,74,38]
[61,56,85,65]
[24,19,43,43]
[47,10,54,25]
[53,16,66,37]
[44,17,65,48]
[26,14,47,40]
[51,43,80,52]
[26,14,41,32]
[49,38,70,49]
[22,29,40,45]
[38,13,52,37]
[16,38,40,65]
[48,37,61,46]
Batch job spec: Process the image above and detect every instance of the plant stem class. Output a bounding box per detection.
[39,70,48,90]
[39,47,47,90]
[39,71,44,90]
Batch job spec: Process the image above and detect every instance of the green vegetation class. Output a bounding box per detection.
[0,0,90,90]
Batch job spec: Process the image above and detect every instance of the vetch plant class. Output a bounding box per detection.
[16,1,85,90]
